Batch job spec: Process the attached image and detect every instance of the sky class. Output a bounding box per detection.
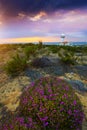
[0,0,87,43]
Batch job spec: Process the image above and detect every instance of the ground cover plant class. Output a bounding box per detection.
[0,76,84,130]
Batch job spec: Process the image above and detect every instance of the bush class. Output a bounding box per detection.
[24,45,38,59]
[49,45,58,53]
[1,76,84,130]
[38,41,43,49]
[4,53,27,76]
[58,48,77,65]
[0,116,40,130]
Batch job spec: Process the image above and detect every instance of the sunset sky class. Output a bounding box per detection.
[0,0,87,43]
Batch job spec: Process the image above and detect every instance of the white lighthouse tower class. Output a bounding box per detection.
[60,33,70,46]
[60,33,65,43]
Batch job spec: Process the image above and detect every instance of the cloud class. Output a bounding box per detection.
[0,21,2,25]
[29,12,47,21]
[43,19,52,23]
[0,0,87,19]
[67,32,86,38]
[18,13,26,19]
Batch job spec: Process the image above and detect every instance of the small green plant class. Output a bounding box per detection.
[58,48,77,65]
[38,41,43,49]
[23,45,38,59]
[49,45,58,53]
[4,53,27,76]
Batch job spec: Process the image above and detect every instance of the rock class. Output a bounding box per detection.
[31,56,52,68]
[75,65,87,71]
[41,66,64,76]
[25,69,43,81]
[67,79,87,92]
[74,65,87,80]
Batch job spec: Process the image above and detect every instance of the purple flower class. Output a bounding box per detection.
[48,88,52,93]
[68,109,72,115]
[28,117,32,122]
[40,116,48,121]
[16,117,24,124]
[10,125,14,129]
[60,101,64,105]
[22,98,28,104]
[31,82,35,87]
[44,122,49,126]
[65,86,69,91]
[73,100,77,105]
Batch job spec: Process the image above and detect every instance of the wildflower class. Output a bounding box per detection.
[73,100,77,105]
[44,122,49,127]
[68,109,72,115]
[1,76,84,130]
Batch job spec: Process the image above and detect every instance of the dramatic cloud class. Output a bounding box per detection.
[29,12,47,21]
[0,0,87,42]
[0,0,87,19]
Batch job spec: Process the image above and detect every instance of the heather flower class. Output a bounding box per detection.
[40,116,48,121]
[60,101,64,105]
[68,109,72,115]
[44,122,49,127]
[1,76,84,130]
[73,100,77,105]
[31,82,35,87]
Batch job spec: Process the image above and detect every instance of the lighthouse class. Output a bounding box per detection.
[60,33,65,43]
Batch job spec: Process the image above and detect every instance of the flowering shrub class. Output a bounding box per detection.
[1,76,84,130]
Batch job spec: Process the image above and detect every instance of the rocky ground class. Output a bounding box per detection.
[0,49,87,129]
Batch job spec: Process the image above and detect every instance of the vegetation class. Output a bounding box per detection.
[48,45,87,54]
[4,53,27,76]
[2,43,87,76]
[58,48,78,65]
[48,45,58,53]
[1,76,84,130]
[0,43,86,129]
[3,44,38,76]
[37,41,43,49]
[23,45,38,59]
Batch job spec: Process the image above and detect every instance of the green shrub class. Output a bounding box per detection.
[4,53,27,76]
[58,48,77,65]
[38,41,43,49]
[1,76,84,130]
[23,45,38,59]
[49,45,58,53]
